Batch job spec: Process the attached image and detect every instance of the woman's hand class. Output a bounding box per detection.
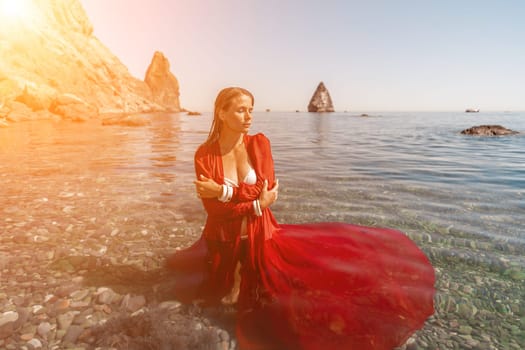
[259,179,279,210]
[194,175,222,198]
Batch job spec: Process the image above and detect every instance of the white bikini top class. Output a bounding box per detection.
[224,168,257,187]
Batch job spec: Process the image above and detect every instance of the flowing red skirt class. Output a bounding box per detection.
[167,223,435,350]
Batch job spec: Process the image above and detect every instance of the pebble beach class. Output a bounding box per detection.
[1,209,523,349]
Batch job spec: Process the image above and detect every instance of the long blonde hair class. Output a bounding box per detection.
[205,87,254,145]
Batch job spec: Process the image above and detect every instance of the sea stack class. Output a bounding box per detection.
[144,51,181,112]
[308,82,334,112]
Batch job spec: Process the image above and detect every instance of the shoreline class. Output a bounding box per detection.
[0,110,188,129]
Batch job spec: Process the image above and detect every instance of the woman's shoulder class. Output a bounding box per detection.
[246,133,271,146]
[194,141,217,159]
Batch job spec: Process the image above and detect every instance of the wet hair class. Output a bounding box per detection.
[205,87,254,145]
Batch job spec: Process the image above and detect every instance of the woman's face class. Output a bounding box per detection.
[219,94,253,134]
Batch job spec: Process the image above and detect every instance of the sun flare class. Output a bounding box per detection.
[0,0,32,21]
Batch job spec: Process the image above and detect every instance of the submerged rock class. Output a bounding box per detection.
[460,125,519,136]
[89,305,226,350]
[307,82,334,112]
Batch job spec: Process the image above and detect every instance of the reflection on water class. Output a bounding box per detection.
[0,114,184,183]
[309,113,330,146]
[0,114,204,245]
[147,114,181,184]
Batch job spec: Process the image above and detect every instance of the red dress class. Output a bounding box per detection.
[167,133,435,350]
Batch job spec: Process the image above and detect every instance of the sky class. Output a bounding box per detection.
[81,0,525,112]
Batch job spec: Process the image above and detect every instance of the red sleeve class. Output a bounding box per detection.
[194,144,255,219]
[251,133,277,190]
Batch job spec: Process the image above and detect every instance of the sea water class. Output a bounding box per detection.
[186,111,525,244]
[1,110,524,346]
[1,111,523,248]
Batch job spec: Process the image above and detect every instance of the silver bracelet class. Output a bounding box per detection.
[218,185,228,202]
[253,199,263,216]
[218,185,233,203]
[226,185,233,202]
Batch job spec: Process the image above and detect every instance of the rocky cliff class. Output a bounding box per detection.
[307,82,334,112]
[145,52,181,112]
[0,0,181,125]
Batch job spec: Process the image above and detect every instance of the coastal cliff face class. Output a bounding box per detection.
[0,0,181,124]
[307,82,334,112]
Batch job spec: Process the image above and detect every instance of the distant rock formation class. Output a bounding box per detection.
[308,82,334,112]
[0,0,181,126]
[186,111,202,116]
[460,125,519,136]
[145,52,181,112]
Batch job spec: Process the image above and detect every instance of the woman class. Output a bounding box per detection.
[168,87,435,350]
